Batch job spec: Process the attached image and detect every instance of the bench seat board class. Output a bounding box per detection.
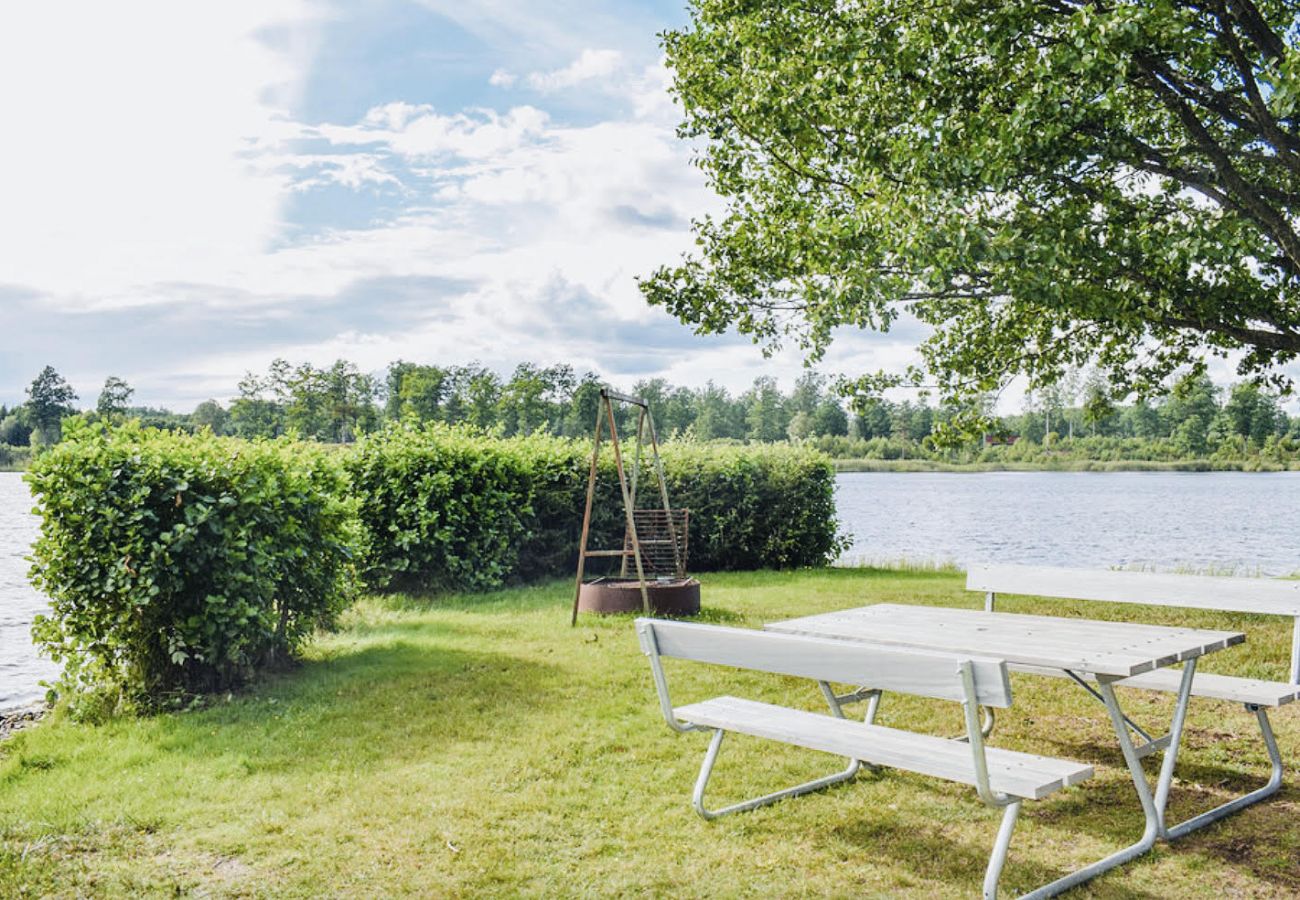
[1008,663,1300,707]
[675,696,1094,800]
[968,564,1300,617]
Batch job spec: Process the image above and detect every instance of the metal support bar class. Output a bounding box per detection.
[1064,669,1157,745]
[984,802,1021,900]
[691,680,870,820]
[1163,703,1284,840]
[691,730,862,820]
[1021,661,1196,899]
[604,398,651,614]
[569,399,605,626]
[1291,617,1300,685]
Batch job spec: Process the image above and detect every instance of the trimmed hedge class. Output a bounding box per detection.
[27,422,844,710]
[346,425,533,591]
[26,422,357,713]
[350,425,847,589]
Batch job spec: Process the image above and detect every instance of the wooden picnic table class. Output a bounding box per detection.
[767,602,1243,678]
[766,603,1247,899]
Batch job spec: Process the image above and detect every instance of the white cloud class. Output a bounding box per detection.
[0,2,323,304]
[488,68,516,88]
[525,49,623,93]
[318,105,551,160]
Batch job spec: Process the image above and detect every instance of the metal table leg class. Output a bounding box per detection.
[1019,660,1197,899]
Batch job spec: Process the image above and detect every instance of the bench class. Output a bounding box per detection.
[969,563,1300,839]
[636,617,1094,899]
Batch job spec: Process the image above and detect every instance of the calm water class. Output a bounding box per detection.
[837,471,1300,575]
[2,470,1298,709]
[0,473,56,710]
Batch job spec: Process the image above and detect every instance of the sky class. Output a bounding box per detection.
[0,0,922,412]
[0,3,1293,415]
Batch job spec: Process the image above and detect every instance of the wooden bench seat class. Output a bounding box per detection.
[676,695,1094,800]
[1009,663,1300,707]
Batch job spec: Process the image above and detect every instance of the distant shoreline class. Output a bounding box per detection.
[834,459,1300,473]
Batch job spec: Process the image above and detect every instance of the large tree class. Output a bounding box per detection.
[25,366,78,442]
[96,376,134,417]
[644,0,1300,426]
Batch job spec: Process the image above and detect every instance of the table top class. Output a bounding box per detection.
[765,603,1245,678]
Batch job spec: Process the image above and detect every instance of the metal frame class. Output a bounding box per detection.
[639,627,1082,900]
[986,589,1291,840]
[570,388,683,624]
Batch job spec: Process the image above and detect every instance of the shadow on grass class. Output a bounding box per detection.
[822,787,1163,900]
[3,641,564,791]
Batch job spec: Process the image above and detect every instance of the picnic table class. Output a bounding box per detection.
[766,603,1246,899]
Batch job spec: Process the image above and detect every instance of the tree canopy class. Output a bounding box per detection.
[643,0,1300,423]
[25,366,77,441]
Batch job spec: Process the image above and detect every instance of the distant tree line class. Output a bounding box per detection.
[3,362,1298,464]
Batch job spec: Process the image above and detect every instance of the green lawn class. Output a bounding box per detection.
[2,567,1297,897]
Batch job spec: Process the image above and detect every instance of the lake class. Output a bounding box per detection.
[837,470,1300,575]
[0,473,56,710]
[2,469,1298,709]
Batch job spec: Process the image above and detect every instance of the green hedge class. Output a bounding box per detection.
[27,422,844,710]
[350,425,847,589]
[346,425,533,591]
[26,422,357,713]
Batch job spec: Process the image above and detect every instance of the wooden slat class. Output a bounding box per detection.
[768,604,1242,678]
[968,564,1300,617]
[675,696,1094,800]
[1006,663,1300,708]
[638,618,1012,707]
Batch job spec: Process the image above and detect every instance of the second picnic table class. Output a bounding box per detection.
[765,603,1246,899]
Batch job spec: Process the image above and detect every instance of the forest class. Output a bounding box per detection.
[2,359,1299,466]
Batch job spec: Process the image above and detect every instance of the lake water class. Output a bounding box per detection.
[2,470,1298,709]
[0,473,56,710]
[837,471,1300,576]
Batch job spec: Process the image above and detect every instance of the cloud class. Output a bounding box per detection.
[0,2,967,414]
[524,48,623,92]
[0,2,323,304]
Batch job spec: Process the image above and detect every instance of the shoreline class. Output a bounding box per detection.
[0,702,46,741]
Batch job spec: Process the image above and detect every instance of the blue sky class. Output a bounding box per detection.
[0,0,921,411]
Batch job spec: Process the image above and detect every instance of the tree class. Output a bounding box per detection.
[96,376,134,418]
[645,2,1300,423]
[228,371,284,439]
[25,366,77,443]
[1223,382,1284,445]
[811,398,849,437]
[693,382,743,439]
[191,400,229,435]
[743,376,789,441]
[0,409,31,446]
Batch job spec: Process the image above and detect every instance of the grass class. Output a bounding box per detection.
[2,567,1298,898]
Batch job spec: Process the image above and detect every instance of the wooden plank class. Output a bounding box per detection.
[968,563,1300,617]
[675,696,1094,800]
[1006,663,1300,707]
[638,619,1012,707]
[767,604,1243,678]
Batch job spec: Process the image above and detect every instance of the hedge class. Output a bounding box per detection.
[350,425,847,590]
[26,422,357,714]
[346,425,534,591]
[27,422,845,709]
